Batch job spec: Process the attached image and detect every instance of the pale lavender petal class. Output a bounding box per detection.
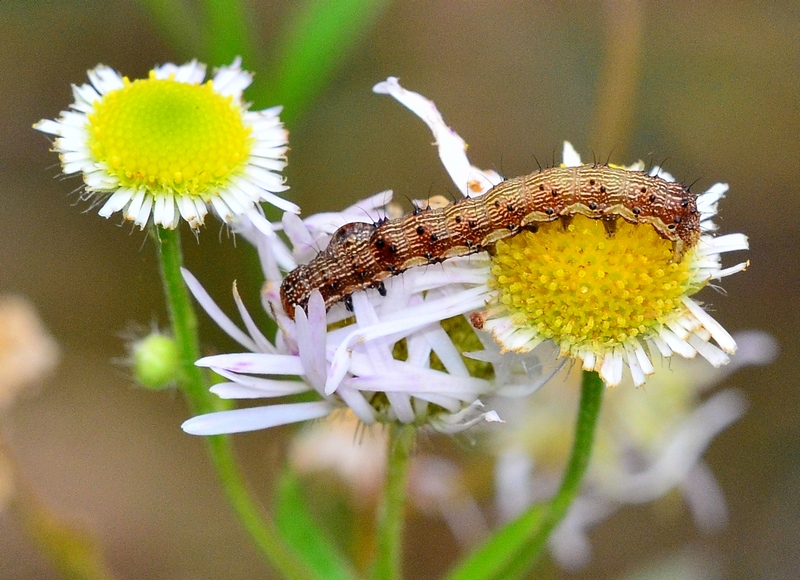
[182,401,333,435]
[210,379,308,399]
[231,282,273,353]
[197,352,304,375]
[181,269,259,352]
[608,389,746,502]
[295,291,328,393]
[680,461,728,531]
[212,368,309,395]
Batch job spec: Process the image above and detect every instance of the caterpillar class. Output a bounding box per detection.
[280,165,699,319]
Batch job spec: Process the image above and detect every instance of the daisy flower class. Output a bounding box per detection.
[491,330,778,569]
[180,195,550,435]
[373,77,749,387]
[34,58,295,230]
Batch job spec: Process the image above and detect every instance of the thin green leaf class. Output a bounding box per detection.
[256,0,392,122]
[446,371,605,580]
[136,0,202,58]
[200,0,255,66]
[444,505,546,580]
[275,468,359,580]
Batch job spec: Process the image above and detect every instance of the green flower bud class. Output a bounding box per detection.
[133,333,179,389]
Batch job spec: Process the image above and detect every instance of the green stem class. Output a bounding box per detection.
[136,0,202,59]
[155,226,315,580]
[155,227,216,412]
[200,0,255,67]
[528,370,605,564]
[443,373,605,580]
[372,424,416,580]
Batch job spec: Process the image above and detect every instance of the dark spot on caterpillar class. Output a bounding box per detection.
[378,282,387,296]
[344,295,354,312]
[279,165,701,318]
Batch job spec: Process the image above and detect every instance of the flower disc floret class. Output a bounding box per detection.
[89,75,252,198]
[489,216,698,356]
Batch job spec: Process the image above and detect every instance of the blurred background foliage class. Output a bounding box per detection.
[0,0,797,578]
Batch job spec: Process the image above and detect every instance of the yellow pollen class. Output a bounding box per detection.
[489,216,702,355]
[87,75,252,197]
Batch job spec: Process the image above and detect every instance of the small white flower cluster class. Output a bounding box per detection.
[181,76,750,437]
[180,78,569,435]
[181,193,536,435]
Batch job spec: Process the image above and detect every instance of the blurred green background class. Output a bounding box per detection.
[1,0,797,578]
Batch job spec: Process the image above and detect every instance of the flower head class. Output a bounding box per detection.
[491,330,777,569]
[35,59,295,230]
[180,196,543,436]
[373,77,749,387]
[182,76,750,434]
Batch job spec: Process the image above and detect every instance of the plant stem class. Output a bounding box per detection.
[372,424,416,580]
[528,369,605,563]
[155,226,315,580]
[200,0,255,67]
[155,227,216,411]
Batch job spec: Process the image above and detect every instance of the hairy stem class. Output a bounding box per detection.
[156,226,316,580]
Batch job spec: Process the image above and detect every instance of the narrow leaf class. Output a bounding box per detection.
[275,468,359,580]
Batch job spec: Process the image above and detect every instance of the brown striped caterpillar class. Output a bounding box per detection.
[280,165,699,319]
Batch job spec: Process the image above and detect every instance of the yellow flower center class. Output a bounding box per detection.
[489,215,702,355]
[87,74,252,197]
